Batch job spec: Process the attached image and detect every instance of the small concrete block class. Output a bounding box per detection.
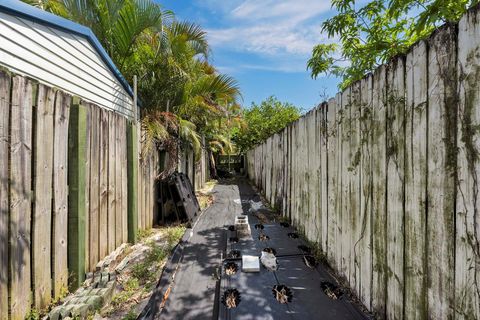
[48,306,65,320]
[70,303,90,318]
[242,255,260,272]
[86,295,103,310]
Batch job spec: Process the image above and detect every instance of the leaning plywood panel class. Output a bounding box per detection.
[0,71,10,320]
[456,7,480,319]
[52,91,72,299]
[10,75,33,320]
[385,56,406,320]
[359,74,373,310]
[32,84,55,310]
[404,40,428,320]
[371,65,387,318]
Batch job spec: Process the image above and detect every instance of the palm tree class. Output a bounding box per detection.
[24,0,243,177]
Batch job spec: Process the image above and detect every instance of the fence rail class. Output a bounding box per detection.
[247,6,480,319]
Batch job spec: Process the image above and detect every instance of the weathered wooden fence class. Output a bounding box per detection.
[0,69,163,319]
[247,7,480,320]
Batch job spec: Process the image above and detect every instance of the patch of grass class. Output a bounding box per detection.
[165,226,186,248]
[111,278,140,307]
[25,309,40,320]
[137,229,154,241]
[122,310,138,320]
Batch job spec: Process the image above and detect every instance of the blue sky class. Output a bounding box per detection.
[160,0,341,112]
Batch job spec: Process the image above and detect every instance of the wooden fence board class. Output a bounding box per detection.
[32,84,55,309]
[115,115,123,246]
[426,24,457,319]
[371,65,387,317]
[404,40,428,320]
[359,74,373,309]
[9,76,33,320]
[320,104,328,252]
[89,106,100,270]
[341,88,351,279]
[326,98,337,265]
[0,71,10,320]
[52,91,70,297]
[121,119,128,243]
[385,57,406,320]
[456,9,480,319]
[84,104,91,275]
[99,109,109,259]
[127,121,139,243]
[108,113,116,252]
[350,82,361,292]
[67,99,87,290]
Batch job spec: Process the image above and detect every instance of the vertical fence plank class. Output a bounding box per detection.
[115,115,123,246]
[404,40,428,320]
[67,98,87,290]
[385,57,406,320]
[108,112,116,252]
[341,88,351,279]
[426,25,457,319]
[127,121,139,243]
[32,84,55,309]
[84,104,91,274]
[52,92,70,296]
[121,119,128,243]
[359,74,373,309]
[350,82,362,292]
[0,71,10,320]
[9,76,33,320]
[89,106,100,270]
[371,65,388,317]
[456,8,480,319]
[326,97,337,265]
[320,104,328,252]
[99,109,109,259]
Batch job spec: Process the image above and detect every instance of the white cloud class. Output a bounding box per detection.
[203,0,334,73]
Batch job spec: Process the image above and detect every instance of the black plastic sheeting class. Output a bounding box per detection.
[220,222,367,320]
[139,178,368,320]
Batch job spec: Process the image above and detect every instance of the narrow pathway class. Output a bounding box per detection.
[141,178,368,320]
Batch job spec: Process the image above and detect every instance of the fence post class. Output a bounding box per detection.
[127,121,138,243]
[67,97,87,290]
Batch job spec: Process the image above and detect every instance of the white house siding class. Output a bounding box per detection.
[0,11,134,119]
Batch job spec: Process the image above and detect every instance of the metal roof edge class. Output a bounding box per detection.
[0,0,135,99]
